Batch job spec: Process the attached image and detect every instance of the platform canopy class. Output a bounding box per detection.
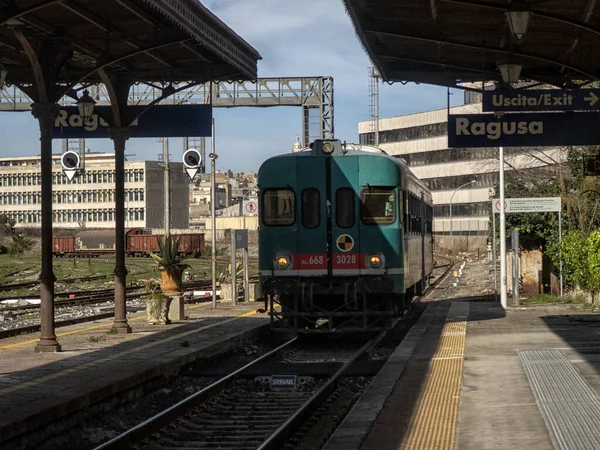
[0,0,261,99]
[343,0,600,89]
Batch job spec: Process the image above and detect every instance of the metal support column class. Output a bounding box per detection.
[243,247,249,303]
[512,228,520,306]
[499,146,508,309]
[210,119,217,309]
[163,137,170,237]
[32,102,61,353]
[109,127,132,334]
[231,232,237,306]
[493,211,497,293]
[559,210,563,297]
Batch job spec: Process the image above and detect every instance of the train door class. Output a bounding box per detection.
[331,157,360,276]
[295,157,327,276]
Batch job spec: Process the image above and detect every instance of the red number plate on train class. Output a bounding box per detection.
[332,253,361,269]
[296,254,327,270]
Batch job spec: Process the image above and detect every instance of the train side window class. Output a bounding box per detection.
[360,187,395,224]
[336,188,355,228]
[262,189,295,226]
[405,193,410,234]
[301,189,320,229]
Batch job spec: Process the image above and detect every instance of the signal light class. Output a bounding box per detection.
[322,142,333,154]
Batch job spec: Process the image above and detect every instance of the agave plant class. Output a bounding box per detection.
[151,235,190,275]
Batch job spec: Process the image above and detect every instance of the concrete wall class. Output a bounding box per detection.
[435,235,488,254]
[204,216,258,231]
[144,162,189,229]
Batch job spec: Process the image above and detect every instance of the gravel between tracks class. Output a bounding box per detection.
[37,338,287,450]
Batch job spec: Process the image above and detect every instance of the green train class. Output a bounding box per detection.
[258,139,433,333]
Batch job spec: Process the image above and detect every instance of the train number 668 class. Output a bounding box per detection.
[308,255,324,265]
[336,254,356,264]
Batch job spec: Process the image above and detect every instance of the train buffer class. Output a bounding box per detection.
[324,300,600,450]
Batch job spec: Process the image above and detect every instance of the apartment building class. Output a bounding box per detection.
[358,94,563,237]
[0,152,189,229]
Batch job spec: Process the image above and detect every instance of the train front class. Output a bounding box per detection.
[259,139,405,333]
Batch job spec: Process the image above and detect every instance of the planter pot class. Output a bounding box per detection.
[159,266,184,295]
[146,296,173,325]
[220,283,232,301]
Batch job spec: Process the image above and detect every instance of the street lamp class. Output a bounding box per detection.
[76,89,96,117]
[506,1,531,42]
[498,63,523,85]
[450,180,476,237]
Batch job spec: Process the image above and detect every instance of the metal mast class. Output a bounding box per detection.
[369,67,380,146]
[162,138,171,237]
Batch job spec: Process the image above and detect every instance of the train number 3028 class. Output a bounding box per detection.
[336,254,357,264]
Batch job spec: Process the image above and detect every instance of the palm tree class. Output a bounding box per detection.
[10,233,33,257]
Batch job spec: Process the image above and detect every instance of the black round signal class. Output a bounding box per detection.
[61,151,80,170]
[183,149,201,168]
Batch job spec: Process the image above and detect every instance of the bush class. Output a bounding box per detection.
[0,245,7,254]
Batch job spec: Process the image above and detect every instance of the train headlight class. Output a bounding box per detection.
[276,255,291,269]
[368,254,383,268]
[322,142,333,154]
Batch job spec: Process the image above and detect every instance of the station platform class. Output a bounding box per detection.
[0,300,268,450]
[325,299,600,450]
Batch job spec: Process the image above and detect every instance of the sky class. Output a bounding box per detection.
[0,0,464,173]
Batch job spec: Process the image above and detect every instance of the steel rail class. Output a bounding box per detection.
[257,332,383,450]
[94,337,299,450]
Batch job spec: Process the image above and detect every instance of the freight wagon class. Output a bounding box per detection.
[52,228,205,258]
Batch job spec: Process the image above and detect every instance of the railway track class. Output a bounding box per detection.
[0,280,215,339]
[94,334,382,450]
[0,274,111,292]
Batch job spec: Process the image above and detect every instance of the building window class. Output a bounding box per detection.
[360,122,447,145]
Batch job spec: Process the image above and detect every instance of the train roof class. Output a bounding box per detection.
[262,144,427,193]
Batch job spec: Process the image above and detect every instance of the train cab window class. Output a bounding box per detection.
[336,188,355,228]
[301,189,320,229]
[360,187,396,224]
[262,189,295,226]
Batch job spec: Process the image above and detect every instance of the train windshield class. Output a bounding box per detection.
[262,189,296,226]
[360,187,396,224]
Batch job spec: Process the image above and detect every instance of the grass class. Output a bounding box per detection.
[521,293,587,304]
[87,335,106,343]
[0,251,259,297]
[106,327,118,335]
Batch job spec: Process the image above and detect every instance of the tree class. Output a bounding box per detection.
[10,233,33,257]
[0,214,15,237]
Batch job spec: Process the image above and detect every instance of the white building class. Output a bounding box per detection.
[0,152,189,229]
[358,95,563,239]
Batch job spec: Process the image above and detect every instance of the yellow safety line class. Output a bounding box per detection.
[0,301,220,350]
[401,303,468,450]
[0,308,258,396]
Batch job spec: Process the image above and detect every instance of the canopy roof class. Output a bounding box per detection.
[343,0,600,88]
[0,0,261,97]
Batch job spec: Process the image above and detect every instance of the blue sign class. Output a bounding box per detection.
[448,112,600,147]
[52,104,212,139]
[482,89,600,112]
